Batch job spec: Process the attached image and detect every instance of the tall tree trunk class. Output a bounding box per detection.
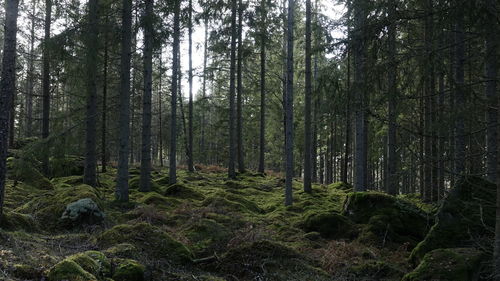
[342,26,351,184]
[25,0,36,137]
[169,0,180,185]
[486,0,498,183]
[201,18,209,165]
[303,0,312,193]
[353,0,367,191]
[258,0,266,174]
[140,0,154,192]
[0,0,20,221]
[115,0,133,200]
[101,12,109,173]
[386,0,398,195]
[228,0,237,179]
[187,0,194,172]
[41,0,52,175]
[236,0,245,173]
[158,52,163,167]
[454,2,465,176]
[284,0,294,205]
[83,0,99,187]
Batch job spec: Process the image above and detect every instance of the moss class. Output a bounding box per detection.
[49,155,85,178]
[0,211,37,231]
[136,192,173,206]
[182,219,231,255]
[51,175,84,186]
[299,212,356,239]
[328,181,353,192]
[348,260,404,280]
[342,192,430,246]
[154,176,170,185]
[47,260,97,281]
[8,158,53,190]
[410,176,495,263]
[61,198,105,226]
[128,175,160,191]
[112,259,145,281]
[164,183,204,200]
[11,264,40,280]
[96,223,192,263]
[104,243,139,259]
[402,248,483,281]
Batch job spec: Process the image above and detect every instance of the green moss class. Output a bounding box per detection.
[164,183,204,200]
[11,264,40,280]
[112,259,145,281]
[410,176,495,263]
[8,158,53,190]
[128,175,160,191]
[299,212,356,239]
[136,192,173,206]
[328,181,353,192]
[49,155,85,178]
[47,260,97,281]
[402,248,483,281]
[348,260,404,280]
[182,219,231,255]
[0,211,37,231]
[104,243,139,259]
[96,223,192,263]
[342,192,430,246]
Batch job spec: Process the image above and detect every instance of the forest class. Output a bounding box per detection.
[0,0,498,280]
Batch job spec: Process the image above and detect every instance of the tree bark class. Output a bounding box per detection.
[228,0,238,179]
[454,2,465,176]
[41,0,52,175]
[25,0,36,137]
[236,0,245,173]
[140,0,154,192]
[284,0,294,205]
[258,0,266,174]
[115,0,133,200]
[0,0,19,221]
[169,0,180,185]
[303,0,312,193]
[486,0,498,183]
[187,0,194,172]
[101,12,109,173]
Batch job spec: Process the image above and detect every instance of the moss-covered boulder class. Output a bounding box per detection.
[182,219,231,255]
[104,243,139,259]
[0,211,37,231]
[61,198,105,226]
[410,176,495,263]
[299,212,356,239]
[66,251,111,278]
[47,260,97,281]
[112,259,145,281]
[11,264,41,280]
[402,248,483,281]
[164,183,204,200]
[8,158,53,190]
[128,175,160,191]
[96,223,192,263]
[342,192,430,246]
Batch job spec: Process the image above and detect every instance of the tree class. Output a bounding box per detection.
[284,0,294,206]
[228,0,237,179]
[0,0,20,221]
[83,0,100,187]
[258,0,266,174]
[353,0,367,192]
[101,11,110,173]
[485,0,497,183]
[236,0,245,173]
[454,1,465,176]
[303,0,312,193]
[116,0,133,200]
[187,0,194,172]
[41,0,52,175]
[140,0,154,192]
[169,0,181,185]
[25,0,36,138]
[386,0,397,195]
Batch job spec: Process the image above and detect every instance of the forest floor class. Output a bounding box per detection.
[0,159,492,281]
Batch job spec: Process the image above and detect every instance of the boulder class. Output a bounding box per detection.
[299,212,357,239]
[112,259,145,281]
[61,198,104,226]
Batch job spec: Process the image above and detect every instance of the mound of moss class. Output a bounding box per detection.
[403,248,483,281]
[112,259,145,281]
[96,222,192,263]
[410,176,495,263]
[104,243,139,259]
[348,260,404,280]
[49,155,84,178]
[182,218,231,255]
[299,212,356,239]
[128,175,160,191]
[342,192,430,246]
[47,260,97,281]
[164,183,204,200]
[66,251,111,278]
[11,264,41,280]
[8,158,53,190]
[328,182,353,192]
[0,211,37,231]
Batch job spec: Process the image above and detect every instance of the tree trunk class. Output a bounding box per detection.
[258,0,266,174]
[228,0,237,179]
[25,0,36,137]
[454,2,465,176]
[486,0,498,183]
[0,0,19,221]
[158,52,163,167]
[140,0,154,192]
[187,0,194,172]
[101,12,109,173]
[284,0,294,205]
[201,18,209,165]
[353,0,367,192]
[115,0,133,200]
[236,0,245,173]
[342,26,351,184]
[83,0,99,187]
[169,0,180,185]
[303,0,312,193]
[41,0,52,175]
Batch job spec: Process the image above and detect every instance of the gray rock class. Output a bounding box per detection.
[61,198,104,225]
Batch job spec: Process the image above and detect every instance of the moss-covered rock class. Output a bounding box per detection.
[47,259,97,281]
[104,243,139,259]
[96,223,192,263]
[11,264,41,280]
[299,212,356,239]
[112,259,145,281]
[0,211,37,231]
[61,198,105,226]
[403,248,483,281]
[8,158,53,189]
[342,192,430,246]
[410,176,495,263]
[164,183,204,200]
